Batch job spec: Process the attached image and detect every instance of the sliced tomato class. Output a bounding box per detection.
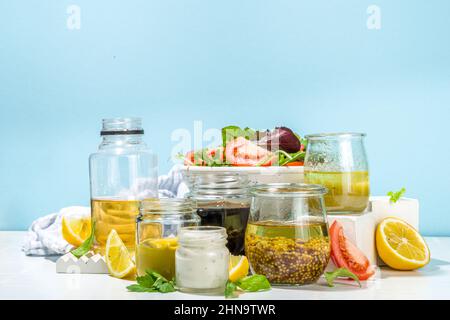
[207,146,224,163]
[184,150,206,166]
[285,161,304,166]
[225,137,276,166]
[330,221,376,281]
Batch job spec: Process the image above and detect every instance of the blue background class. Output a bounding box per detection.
[0,1,449,235]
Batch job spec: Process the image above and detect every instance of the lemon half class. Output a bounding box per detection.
[62,215,92,247]
[376,217,430,270]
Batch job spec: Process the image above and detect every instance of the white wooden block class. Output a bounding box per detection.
[56,251,109,274]
[326,196,420,267]
[370,196,419,229]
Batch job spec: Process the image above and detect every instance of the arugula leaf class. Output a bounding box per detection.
[127,269,175,294]
[387,188,406,203]
[70,222,95,258]
[324,268,361,288]
[237,275,271,292]
[278,150,305,166]
[225,281,239,299]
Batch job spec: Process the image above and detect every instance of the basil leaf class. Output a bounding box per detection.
[127,269,175,294]
[225,281,239,299]
[237,275,271,292]
[156,281,176,293]
[70,222,95,258]
[136,275,155,288]
[127,284,157,293]
[387,188,406,203]
[324,268,361,288]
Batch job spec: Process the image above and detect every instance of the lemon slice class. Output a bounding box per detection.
[229,255,249,282]
[62,215,92,247]
[376,217,430,270]
[105,229,135,278]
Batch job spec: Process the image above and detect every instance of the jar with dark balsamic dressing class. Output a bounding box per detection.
[186,173,250,255]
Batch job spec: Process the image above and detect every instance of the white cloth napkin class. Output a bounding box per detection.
[22,210,75,256]
[22,165,187,256]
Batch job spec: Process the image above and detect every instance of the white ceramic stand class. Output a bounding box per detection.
[56,251,108,274]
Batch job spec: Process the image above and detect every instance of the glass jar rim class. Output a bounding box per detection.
[101,117,144,136]
[178,226,228,245]
[305,132,366,140]
[251,183,328,197]
[140,198,195,215]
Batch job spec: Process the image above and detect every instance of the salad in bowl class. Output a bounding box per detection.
[183,125,306,167]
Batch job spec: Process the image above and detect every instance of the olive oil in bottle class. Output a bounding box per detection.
[91,199,140,254]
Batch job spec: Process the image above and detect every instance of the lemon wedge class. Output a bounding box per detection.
[105,229,135,278]
[229,255,249,282]
[62,214,92,247]
[376,217,430,270]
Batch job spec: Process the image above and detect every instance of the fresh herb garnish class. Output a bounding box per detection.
[324,268,361,288]
[127,270,176,293]
[70,222,95,258]
[387,188,406,203]
[225,281,239,298]
[225,274,271,299]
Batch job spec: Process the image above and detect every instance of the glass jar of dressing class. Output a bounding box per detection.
[176,226,229,294]
[136,199,200,280]
[304,133,370,215]
[186,173,250,255]
[245,183,330,286]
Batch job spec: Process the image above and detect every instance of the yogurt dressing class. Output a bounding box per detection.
[175,226,229,294]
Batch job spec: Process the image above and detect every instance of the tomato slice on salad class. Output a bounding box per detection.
[330,221,376,281]
[225,137,277,166]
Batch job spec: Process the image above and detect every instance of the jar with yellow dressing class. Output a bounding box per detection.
[136,199,200,280]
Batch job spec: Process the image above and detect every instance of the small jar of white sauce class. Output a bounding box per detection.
[176,226,229,294]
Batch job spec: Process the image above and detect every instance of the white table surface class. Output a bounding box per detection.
[1,231,449,300]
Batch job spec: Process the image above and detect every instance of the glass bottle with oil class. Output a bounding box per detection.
[89,118,158,254]
[304,133,370,215]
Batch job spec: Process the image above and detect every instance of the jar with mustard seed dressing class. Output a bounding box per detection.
[245,183,330,286]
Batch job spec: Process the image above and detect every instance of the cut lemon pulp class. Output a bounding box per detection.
[229,255,249,282]
[376,217,430,270]
[62,215,92,247]
[105,229,135,278]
